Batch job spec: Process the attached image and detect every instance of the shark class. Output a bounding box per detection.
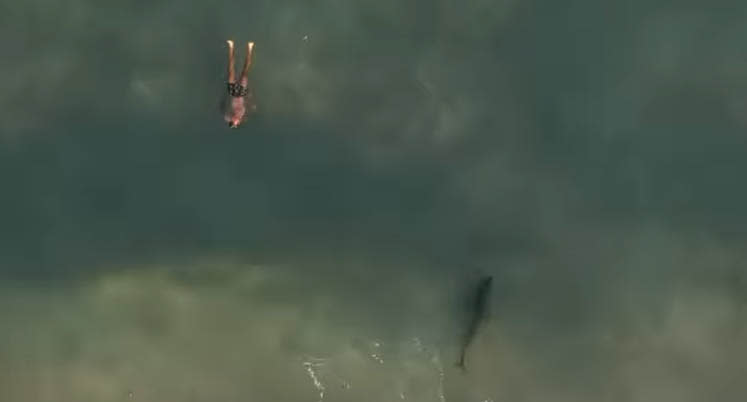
[456,275,493,370]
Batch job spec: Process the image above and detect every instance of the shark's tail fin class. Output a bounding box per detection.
[455,354,466,372]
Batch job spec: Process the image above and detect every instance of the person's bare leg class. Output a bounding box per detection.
[240,42,254,87]
[226,39,236,83]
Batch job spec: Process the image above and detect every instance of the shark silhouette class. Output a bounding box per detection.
[456,275,493,370]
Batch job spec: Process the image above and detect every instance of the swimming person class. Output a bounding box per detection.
[224,40,257,128]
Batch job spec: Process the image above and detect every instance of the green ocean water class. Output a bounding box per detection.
[2,0,747,401]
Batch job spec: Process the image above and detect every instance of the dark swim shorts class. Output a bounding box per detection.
[227,82,249,97]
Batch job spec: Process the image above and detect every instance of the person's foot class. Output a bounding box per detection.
[248,41,254,54]
[227,39,234,49]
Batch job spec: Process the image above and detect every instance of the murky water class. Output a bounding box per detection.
[2,0,747,401]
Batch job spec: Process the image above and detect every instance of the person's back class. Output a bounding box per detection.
[224,40,256,128]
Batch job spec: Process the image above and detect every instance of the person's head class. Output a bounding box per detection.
[228,115,242,128]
